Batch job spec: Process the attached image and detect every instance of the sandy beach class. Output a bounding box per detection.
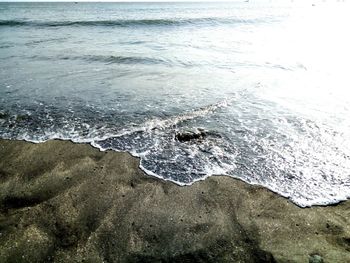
[1,1,350,262]
[0,139,348,262]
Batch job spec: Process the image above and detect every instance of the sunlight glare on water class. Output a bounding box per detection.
[0,1,349,207]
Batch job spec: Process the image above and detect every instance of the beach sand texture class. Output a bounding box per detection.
[0,139,349,262]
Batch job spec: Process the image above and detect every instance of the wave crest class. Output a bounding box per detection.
[0,17,265,28]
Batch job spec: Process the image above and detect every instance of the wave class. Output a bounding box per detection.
[106,98,231,138]
[30,54,168,65]
[67,54,166,65]
[0,20,27,26]
[0,17,266,28]
[0,98,231,144]
[2,97,350,207]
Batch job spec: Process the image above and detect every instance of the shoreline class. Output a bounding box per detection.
[0,139,349,262]
[2,138,348,208]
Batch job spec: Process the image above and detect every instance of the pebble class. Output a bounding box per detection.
[309,254,323,263]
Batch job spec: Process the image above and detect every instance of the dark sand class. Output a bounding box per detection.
[0,139,349,262]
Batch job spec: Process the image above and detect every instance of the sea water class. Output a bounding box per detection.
[0,1,349,207]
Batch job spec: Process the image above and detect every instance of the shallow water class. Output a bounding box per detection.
[1,1,349,207]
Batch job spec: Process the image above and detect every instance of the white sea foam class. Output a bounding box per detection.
[1,1,349,207]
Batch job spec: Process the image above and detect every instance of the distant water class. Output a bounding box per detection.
[1,2,349,207]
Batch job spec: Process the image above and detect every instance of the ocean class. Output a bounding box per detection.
[0,1,349,207]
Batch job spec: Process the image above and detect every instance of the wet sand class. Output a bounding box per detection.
[0,139,349,262]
